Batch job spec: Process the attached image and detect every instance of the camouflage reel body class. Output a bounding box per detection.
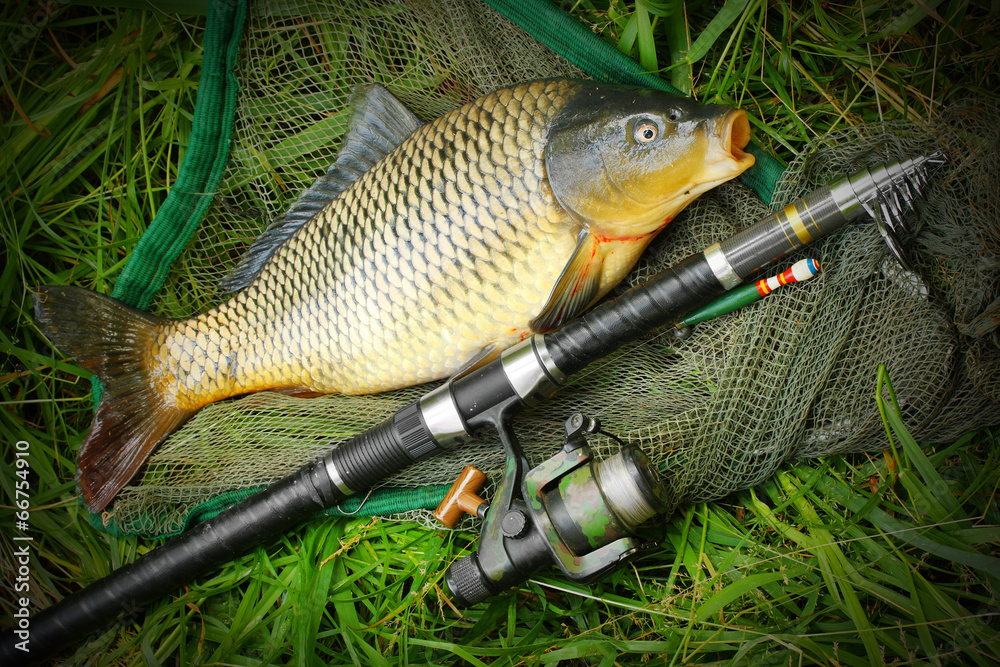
[436,413,668,606]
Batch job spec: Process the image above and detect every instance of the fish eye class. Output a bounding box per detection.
[633,119,659,143]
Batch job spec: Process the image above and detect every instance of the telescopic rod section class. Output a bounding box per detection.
[0,153,942,664]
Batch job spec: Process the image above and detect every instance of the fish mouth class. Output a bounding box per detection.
[718,109,754,169]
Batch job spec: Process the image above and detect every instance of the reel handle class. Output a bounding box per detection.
[433,466,489,528]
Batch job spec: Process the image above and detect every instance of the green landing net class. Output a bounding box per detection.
[92,0,999,538]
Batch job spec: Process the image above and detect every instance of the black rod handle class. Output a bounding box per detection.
[546,254,724,375]
[0,404,442,664]
[1,458,336,662]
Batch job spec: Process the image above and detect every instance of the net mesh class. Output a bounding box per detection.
[99,0,1000,536]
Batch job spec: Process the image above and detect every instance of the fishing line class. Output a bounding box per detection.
[593,451,660,527]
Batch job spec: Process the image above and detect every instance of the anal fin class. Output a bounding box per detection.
[270,386,324,399]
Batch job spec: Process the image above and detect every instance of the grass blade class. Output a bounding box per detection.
[682,0,750,65]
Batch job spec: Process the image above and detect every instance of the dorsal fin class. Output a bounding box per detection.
[218,83,424,293]
[529,231,604,332]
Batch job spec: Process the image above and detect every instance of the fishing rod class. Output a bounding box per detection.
[1,153,943,662]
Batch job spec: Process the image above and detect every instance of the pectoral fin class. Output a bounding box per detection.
[529,231,603,332]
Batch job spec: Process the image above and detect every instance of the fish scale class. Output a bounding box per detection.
[34,77,754,511]
[152,80,576,407]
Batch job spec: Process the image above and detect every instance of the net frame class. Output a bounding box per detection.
[94,0,999,538]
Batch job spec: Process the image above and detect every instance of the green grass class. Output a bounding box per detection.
[2,1,999,665]
[579,0,1000,155]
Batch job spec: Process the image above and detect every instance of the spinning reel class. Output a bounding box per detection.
[434,413,668,606]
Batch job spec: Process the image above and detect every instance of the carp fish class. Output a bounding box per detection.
[34,79,754,512]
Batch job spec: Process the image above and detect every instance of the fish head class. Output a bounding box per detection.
[545,84,755,239]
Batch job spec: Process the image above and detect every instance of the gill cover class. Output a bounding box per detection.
[544,84,743,237]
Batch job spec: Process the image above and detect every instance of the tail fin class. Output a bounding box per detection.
[33,285,194,513]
